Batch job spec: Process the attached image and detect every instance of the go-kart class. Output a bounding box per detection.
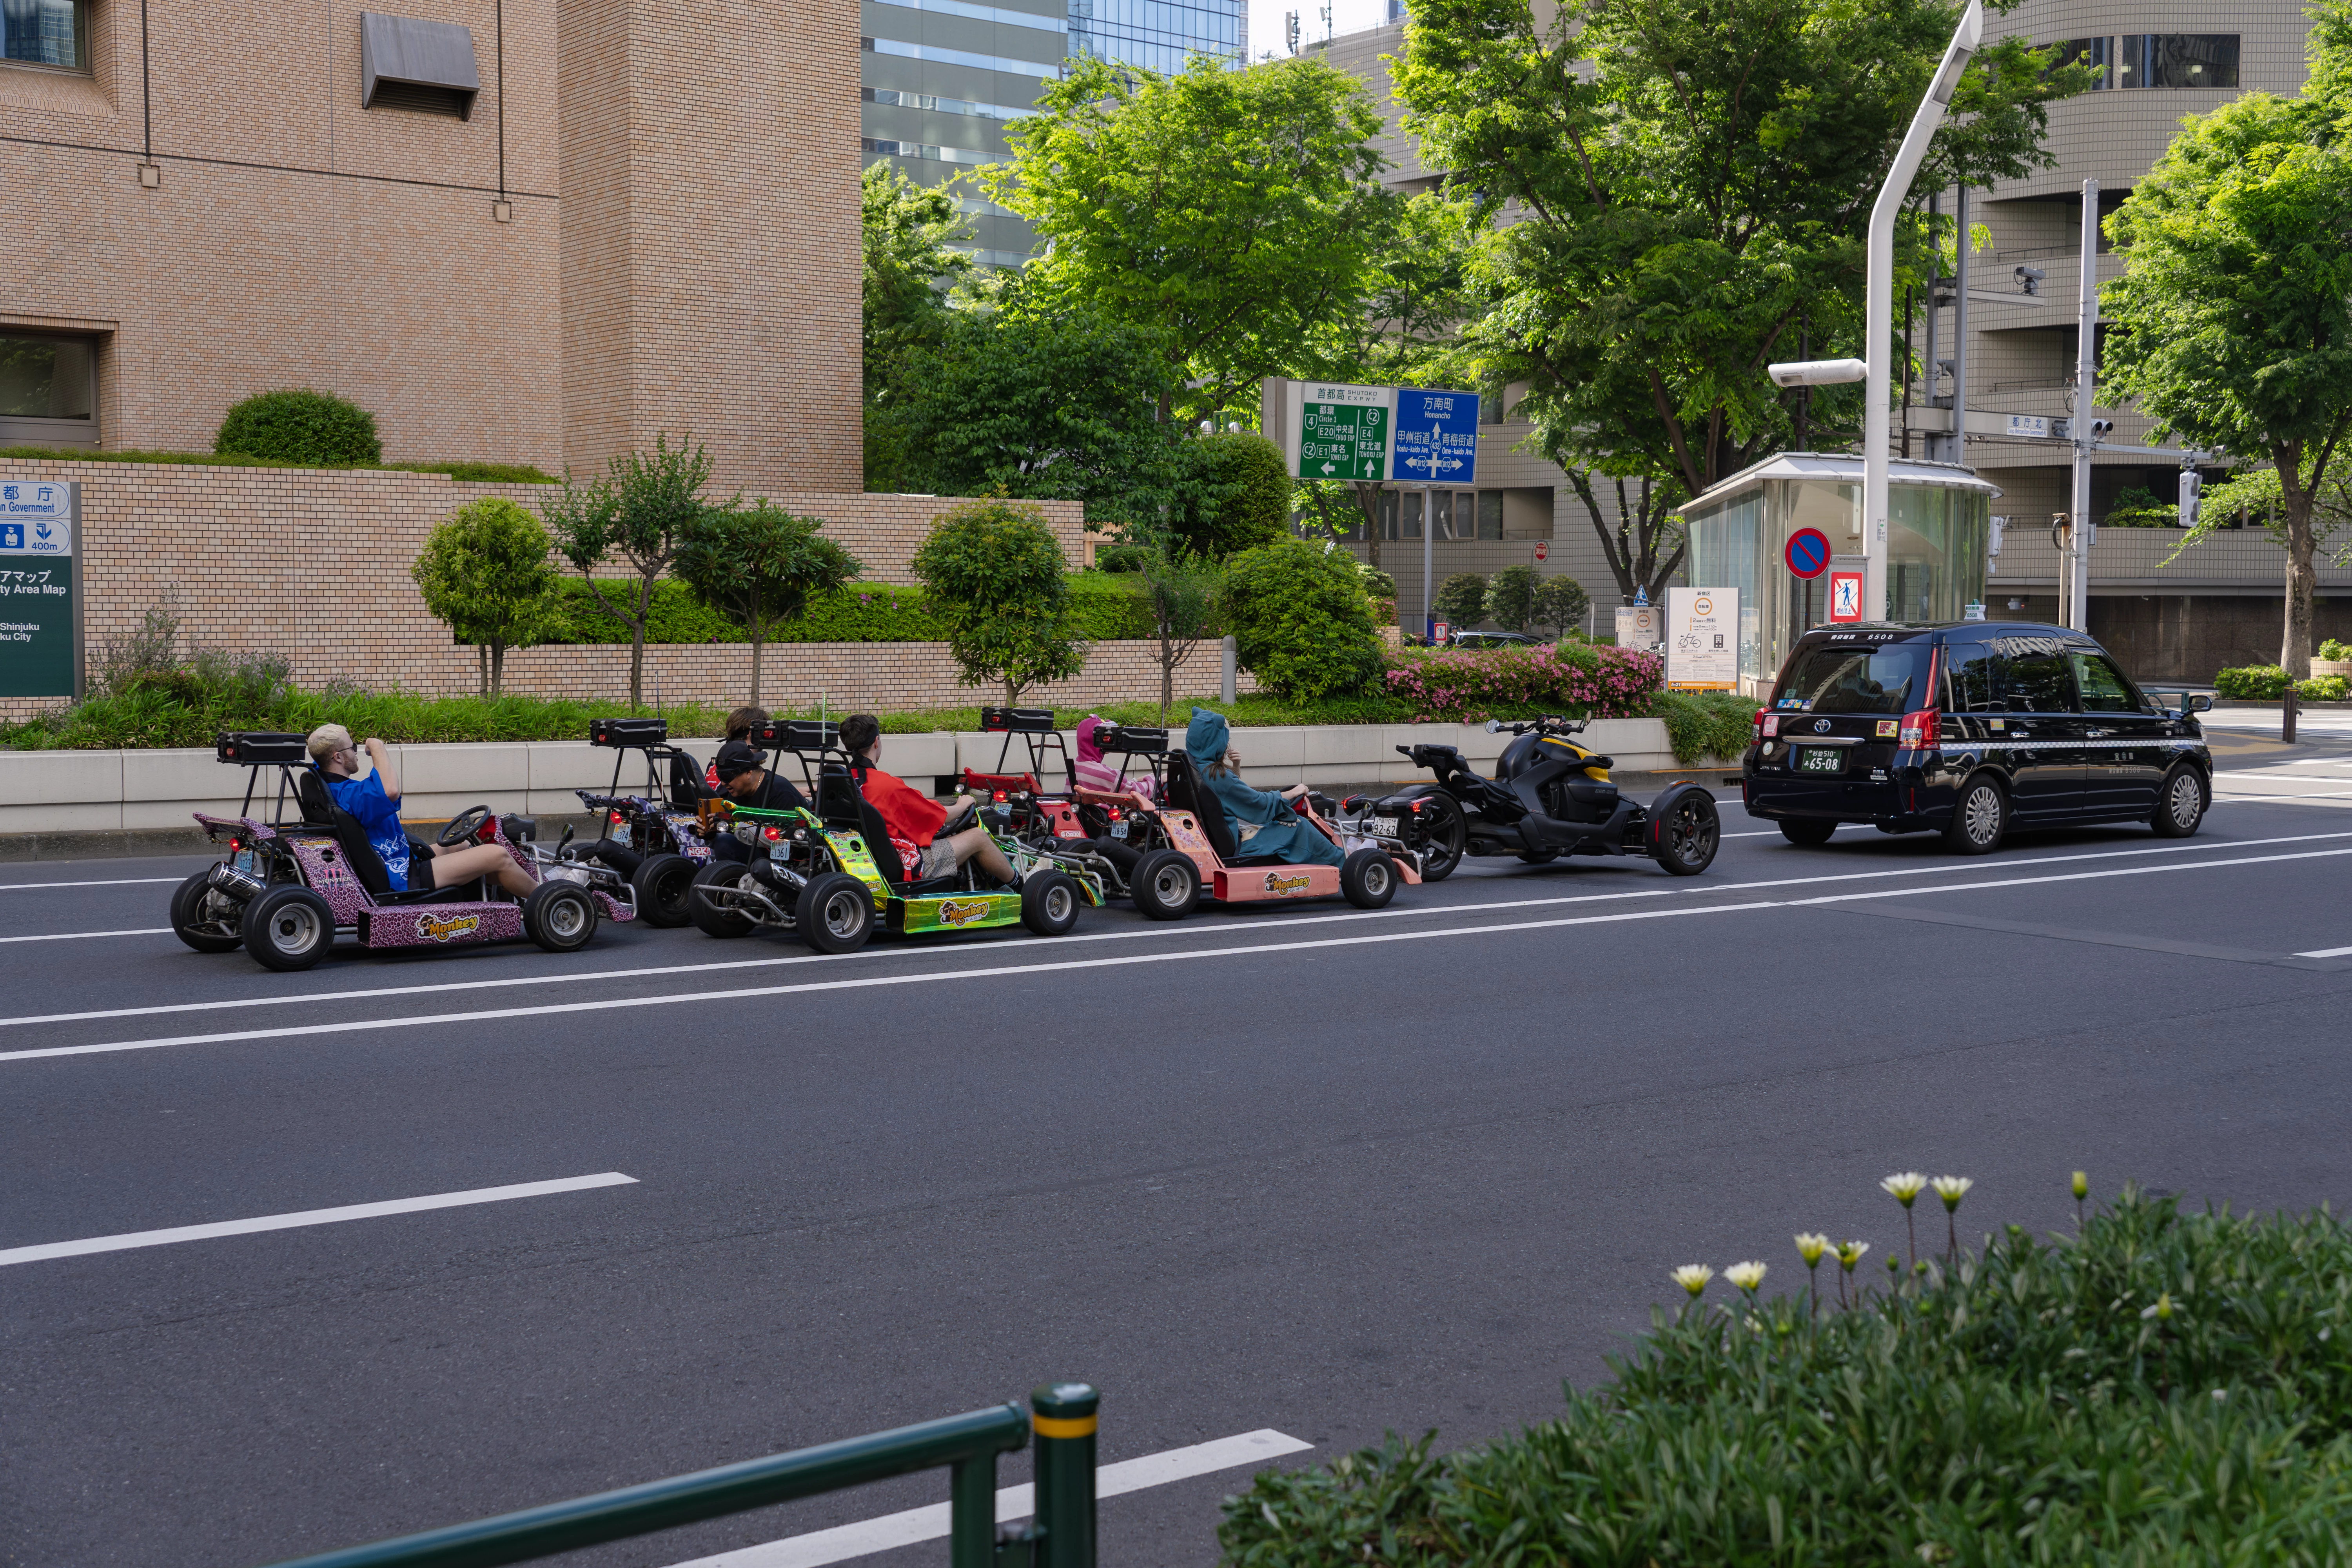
[566,715,716,926]
[686,719,1103,953]
[171,732,636,971]
[1044,722,1422,919]
[1362,715,1719,879]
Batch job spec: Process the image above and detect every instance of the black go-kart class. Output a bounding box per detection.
[1357,715,1719,879]
[566,715,717,926]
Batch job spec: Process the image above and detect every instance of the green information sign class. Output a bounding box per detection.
[0,479,81,700]
[1287,383,1392,481]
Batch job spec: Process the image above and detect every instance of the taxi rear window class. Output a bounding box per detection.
[1772,642,1926,715]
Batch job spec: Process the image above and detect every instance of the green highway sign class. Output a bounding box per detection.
[0,478,80,700]
[1286,383,1392,481]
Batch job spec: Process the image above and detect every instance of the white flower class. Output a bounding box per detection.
[1725,1261,1768,1292]
[1671,1263,1714,1298]
[1836,1239,1871,1272]
[1795,1232,1830,1266]
[1881,1172,1928,1207]
[1931,1175,1973,1212]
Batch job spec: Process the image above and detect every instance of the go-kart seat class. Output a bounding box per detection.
[666,750,715,808]
[293,769,482,904]
[1160,752,1289,867]
[833,765,964,895]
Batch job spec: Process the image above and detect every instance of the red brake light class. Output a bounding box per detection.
[1753,707,1768,740]
[993,790,1007,803]
[610,809,625,824]
[1409,799,1423,812]
[1898,708,1940,750]
[1108,807,1122,821]
[229,836,243,851]
[762,826,782,841]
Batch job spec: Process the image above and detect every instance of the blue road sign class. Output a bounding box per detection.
[1392,388,1479,486]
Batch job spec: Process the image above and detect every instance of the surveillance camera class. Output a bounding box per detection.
[1767,357,1868,389]
[2015,265,2045,296]
[2090,418,2114,438]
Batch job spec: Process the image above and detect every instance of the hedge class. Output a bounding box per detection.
[2215,664,2292,700]
[0,446,555,481]
[1219,1186,2352,1566]
[1385,642,1666,722]
[540,575,1154,646]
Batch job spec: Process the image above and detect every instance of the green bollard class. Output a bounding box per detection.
[1029,1382,1098,1568]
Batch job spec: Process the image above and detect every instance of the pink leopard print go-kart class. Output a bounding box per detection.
[171,732,635,971]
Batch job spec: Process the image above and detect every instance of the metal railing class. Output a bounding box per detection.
[255,1383,1099,1568]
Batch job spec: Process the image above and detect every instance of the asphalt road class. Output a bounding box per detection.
[9,759,2352,1568]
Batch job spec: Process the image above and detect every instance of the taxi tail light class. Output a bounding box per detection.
[1753,707,1768,740]
[1898,708,1940,749]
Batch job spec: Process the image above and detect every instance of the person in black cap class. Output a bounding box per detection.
[708,739,810,863]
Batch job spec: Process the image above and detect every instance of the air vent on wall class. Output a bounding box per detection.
[360,12,481,119]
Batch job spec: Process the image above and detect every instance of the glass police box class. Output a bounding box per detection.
[1680,453,1998,694]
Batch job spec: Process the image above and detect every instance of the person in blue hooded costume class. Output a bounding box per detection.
[1183,707,1346,867]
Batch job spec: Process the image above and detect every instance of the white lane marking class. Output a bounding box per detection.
[13,829,2347,1034]
[0,1172,637,1267]
[668,1430,1312,1568]
[2296,944,2352,958]
[0,927,171,944]
[15,843,2347,1065]
[0,877,186,891]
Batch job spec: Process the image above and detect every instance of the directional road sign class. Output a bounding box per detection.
[1288,383,1393,482]
[1392,388,1479,486]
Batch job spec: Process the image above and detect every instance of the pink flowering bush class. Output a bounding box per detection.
[1384,642,1664,723]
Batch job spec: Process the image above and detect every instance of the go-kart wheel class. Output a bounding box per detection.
[1340,848,1398,909]
[1650,787,1720,877]
[438,804,494,847]
[797,871,876,953]
[630,852,697,927]
[1416,794,1466,882]
[244,886,336,971]
[1129,848,1200,921]
[688,862,759,937]
[1021,870,1082,936]
[171,869,245,953]
[524,880,599,953]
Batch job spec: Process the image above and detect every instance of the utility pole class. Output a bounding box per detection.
[1953,184,1969,463]
[2069,177,2099,632]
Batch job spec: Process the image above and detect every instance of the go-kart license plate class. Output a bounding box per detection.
[1368,817,1399,836]
[1795,748,1843,774]
[1107,820,1128,839]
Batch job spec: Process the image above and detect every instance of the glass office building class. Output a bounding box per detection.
[861,0,1245,265]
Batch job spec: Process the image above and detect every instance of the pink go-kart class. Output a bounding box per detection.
[171,732,635,971]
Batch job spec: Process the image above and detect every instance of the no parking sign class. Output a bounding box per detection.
[1785,528,1831,579]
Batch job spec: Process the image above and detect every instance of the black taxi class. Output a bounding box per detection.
[1741,622,2214,854]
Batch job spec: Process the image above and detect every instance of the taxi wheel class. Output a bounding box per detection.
[630,851,698,927]
[688,862,758,938]
[1131,849,1200,921]
[1022,870,1082,936]
[524,881,599,953]
[1779,819,1837,846]
[171,869,246,953]
[1943,775,2007,856]
[245,886,336,971]
[2151,765,2207,838]
[798,871,877,953]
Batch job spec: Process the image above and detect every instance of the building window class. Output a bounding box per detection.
[1477,490,1504,539]
[0,332,98,448]
[2053,36,2111,87]
[2116,34,2238,89]
[2,0,90,71]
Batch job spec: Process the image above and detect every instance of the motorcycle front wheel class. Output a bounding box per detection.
[1415,793,1467,882]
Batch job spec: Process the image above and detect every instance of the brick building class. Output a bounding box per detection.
[0,0,861,495]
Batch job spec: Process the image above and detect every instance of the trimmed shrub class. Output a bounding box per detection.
[912,497,1087,704]
[2297,673,2349,701]
[214,388,383,466]
[1223,538,1385,700]
[1384,642,1662,722]
[383,460,558,483]
[2215,664,2292,700]
[1179,431,1292,558]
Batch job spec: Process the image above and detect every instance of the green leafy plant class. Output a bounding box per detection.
[2319,638,2352,661]
[545,436,724,706]
[911,497,1088,705]
[1173,432,1292,559]
[1483,564,1540,634]
[1132,543,1224,724]
[1432,572,1488,632]
[1222,538,1384,701]
[382,460,557,484]
[1095,544,1151,573]
[2298,673,2349,701]
[1533,575,1592,639]
[673,503,862,706]
[213,388,383,466]
[410,498,563,697]
[2215,664,2294,700]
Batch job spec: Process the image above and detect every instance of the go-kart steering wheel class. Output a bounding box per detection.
[438,804,493,846]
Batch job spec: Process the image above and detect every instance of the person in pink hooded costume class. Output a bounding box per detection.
[1073,715,1157,800]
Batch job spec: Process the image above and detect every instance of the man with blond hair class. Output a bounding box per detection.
[307,724,536,897]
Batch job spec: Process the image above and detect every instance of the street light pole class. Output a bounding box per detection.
[2069,176,2100,632]
[1863,1,1982,621]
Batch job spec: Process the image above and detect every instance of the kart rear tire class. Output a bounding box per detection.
[245,886,336,971]
[1341,848,1398,909]
[171,869,245,953]
[1779,818,1838,846]
[1130,848,1200,921]
[1022,870,1082,936]
[798,871,876,953]
[1650,788,1720,876]
[1416,794,1466,882]
[524,880,599,953]
[688,862,759,938]
[630,852,698,927]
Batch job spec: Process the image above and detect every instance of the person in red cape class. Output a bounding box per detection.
[839,712,1018,886]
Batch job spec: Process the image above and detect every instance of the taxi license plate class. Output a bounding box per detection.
[1796,747,1844,774]
[1107,820,1128,839]
[1369,817,1399,836]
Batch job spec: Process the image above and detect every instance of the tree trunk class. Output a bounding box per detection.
[2279,443,2318,678]
[490,642,506,698]
[749,627,765,707]
[1161,634,1174,726]
[1004,677,1019,709]
[629,629,646,707]
[476,645,488,698]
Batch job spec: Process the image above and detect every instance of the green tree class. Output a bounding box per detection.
[546,436,723,706]
[984,54,1400,425]
[1485,564,1541,635]
[673,503,862,706]
[1533,575,1593,641]
[2104,28,2352,677]
[215,388,382,466]
[911,498,1087,705]
[1173,432,1292,559]
[1223,538,1385,700]
[1433,572,1488,632]
[409,498,560,697]
[1132,542,1224,724]
[864,163,976,492]
[1392,0,2087,599]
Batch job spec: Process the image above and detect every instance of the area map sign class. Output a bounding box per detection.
[1288,383,1392,481]
[0,479,80,699]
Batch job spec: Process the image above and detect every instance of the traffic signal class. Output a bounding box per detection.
[2179,468,2202,528]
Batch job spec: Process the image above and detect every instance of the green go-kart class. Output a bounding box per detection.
[686,720,1104,953]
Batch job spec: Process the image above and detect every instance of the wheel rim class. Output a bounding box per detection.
[1044,882,1074,923]
[1430,804,1465,867]
[1965,785,2002,845]
[1150,862,1192,906]
[546,894,588,940]
[1363,859,1392,896]
[272,902,321,953]
[822,888,866,939]
[1668,800,1717,865]
[2168,772,2201,826]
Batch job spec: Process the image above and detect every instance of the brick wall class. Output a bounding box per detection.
[0,457,1099,717]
